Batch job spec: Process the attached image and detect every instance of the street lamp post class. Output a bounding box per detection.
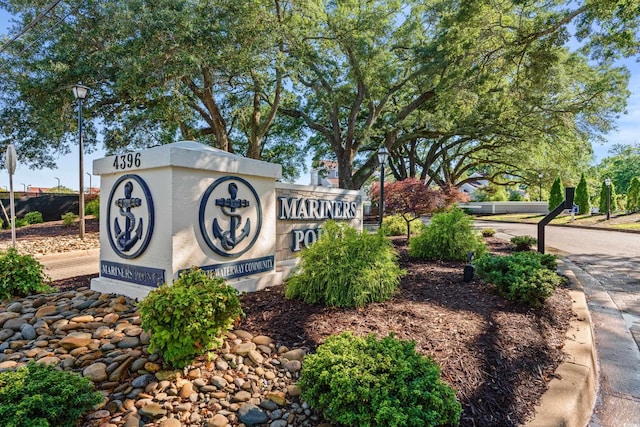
[21,183,26,193]
[605,177,611,220]
[86,172,92,195]
[377,146,390,228]
[538,173,543,201]
[54,177,60,195]
[73,83,89,239]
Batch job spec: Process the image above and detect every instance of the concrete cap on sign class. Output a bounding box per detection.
[93,141,282,180]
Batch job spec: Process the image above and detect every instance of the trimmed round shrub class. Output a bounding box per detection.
[510,235,537,251]
[409,208,486,261]
[285,220,405,308]
[24,211,43,224]
[139,268,244,368]
[380,214,425,236]
[0,248,53,300]
[299,332,462,427]
[0,361,103,427]
[475,252,562,307]
[481,228,496,237]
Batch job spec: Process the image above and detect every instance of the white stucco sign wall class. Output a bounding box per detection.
[91,141,282,299]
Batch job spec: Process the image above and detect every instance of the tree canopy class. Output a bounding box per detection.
[596,144,640,194]
[0,0,638,189]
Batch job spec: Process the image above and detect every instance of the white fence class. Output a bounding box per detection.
[459,202,549,215]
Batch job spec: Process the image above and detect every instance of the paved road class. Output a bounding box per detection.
[37,248,100,281]
[477,221,640,427]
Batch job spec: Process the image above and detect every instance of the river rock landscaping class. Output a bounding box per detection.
[0,222,573,426]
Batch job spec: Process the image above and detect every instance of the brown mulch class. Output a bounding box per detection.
[0,218,100,240]
[46,233,572,426]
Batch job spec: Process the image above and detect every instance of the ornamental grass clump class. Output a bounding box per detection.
[0,248,53,300]
[476,251,562,307]
[139,268,244,368]
[409,208,486,261]
[284,220,404,308]
[0,361,103,427]
[299,332,462,427]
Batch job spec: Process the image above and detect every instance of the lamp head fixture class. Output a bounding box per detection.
[72,83,89,100]
[377,146,390,166]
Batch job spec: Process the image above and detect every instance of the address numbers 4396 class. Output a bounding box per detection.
[112,152,141,170]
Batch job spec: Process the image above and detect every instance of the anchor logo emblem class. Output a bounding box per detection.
[114,182,143,252]
[213,182,251,250]
[107,174,155,259]
[199,176,262,258]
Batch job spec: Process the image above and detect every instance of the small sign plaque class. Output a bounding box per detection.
[101,261,165,287]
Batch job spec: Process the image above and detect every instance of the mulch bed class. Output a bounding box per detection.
[0,218,100,239]
[47,235,572,426]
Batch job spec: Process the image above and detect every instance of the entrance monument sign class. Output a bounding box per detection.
[91,141,363,300]
[91,141,281,299]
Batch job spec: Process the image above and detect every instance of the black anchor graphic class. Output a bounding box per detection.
[213,182,251,250]
[114,181,143,252]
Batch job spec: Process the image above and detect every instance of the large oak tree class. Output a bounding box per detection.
[0,0,638,189]
[0,0,306,179]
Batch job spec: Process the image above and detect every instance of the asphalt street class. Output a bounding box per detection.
[478,220,640,427]
[37,248,100,281]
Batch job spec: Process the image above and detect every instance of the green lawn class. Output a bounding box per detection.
[477,212,640,231]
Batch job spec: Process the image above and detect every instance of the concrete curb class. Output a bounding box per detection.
[524,259,598,427]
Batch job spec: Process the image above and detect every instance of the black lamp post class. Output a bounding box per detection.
[55,177,60,195]
[377,146,389,228]
[605,177,611,220]
[538,173,543,201]
[72,83,89,239]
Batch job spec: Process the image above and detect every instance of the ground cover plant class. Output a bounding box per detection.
[0,361,103,427]
[285,220,404,308]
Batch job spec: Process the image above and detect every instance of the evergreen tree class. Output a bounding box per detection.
[575,173,591,215]
[599,180,617,215]
[627,177,640,213]
[548,177,564,211]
